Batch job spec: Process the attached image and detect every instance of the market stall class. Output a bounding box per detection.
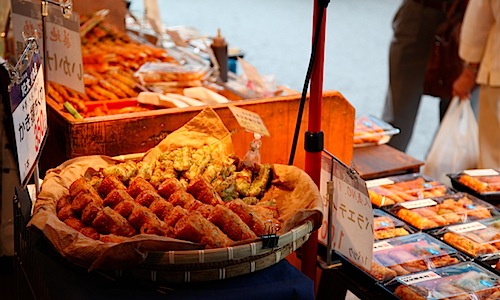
[2,1,353,298]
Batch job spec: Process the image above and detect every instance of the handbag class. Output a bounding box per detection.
[423,1,468,99]
[423,97,478,184]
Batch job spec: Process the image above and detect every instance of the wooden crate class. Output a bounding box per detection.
[40,91,354,173]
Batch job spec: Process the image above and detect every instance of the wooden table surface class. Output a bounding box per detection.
[352,144,424,180]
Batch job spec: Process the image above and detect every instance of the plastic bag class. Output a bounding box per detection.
[423,97,478,184]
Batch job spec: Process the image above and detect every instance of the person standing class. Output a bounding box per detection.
[382,0,466,152]
[453,0,500,168]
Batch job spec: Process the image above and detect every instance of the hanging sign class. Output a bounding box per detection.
[9,50,48,186]
[11,0,43,60]
[228,105,270,137]
[319,151,373,269]
[44,3,84,93]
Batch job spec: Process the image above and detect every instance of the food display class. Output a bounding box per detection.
[438,218,500,258]
[392,262,500,300]
[29,108,322,270]
[373,209,411,240]
[388,193,496,230]
[46,13,196,118]
[355,233,462,282]
[449,169,500,202]
[56,147,277,247]
[354,115,399,147]
[366,174,453,207]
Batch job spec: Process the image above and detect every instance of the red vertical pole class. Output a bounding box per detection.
[302,0,326,282]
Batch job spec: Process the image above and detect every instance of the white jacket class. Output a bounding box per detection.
[459,0,500,86]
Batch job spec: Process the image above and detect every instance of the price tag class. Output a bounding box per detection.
[397,271,441,285]
[464,169,499,177]
[373,241,393,252]
[9,51,48,186]
[448,222,487,234]
[228,105,270,137]
[44,3,84,93]
[11,0,43,59]
[400,199,437,210]
[365,178,394,188]
[319,152,373,269]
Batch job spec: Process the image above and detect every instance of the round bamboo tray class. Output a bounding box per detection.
[96,220,313,283]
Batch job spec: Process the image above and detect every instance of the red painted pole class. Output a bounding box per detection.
[301,0,327,283]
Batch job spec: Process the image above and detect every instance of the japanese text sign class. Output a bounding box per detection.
[319,152,373,269]
[44,3,84,93]
[11,0,43,60]
[9,51,48,186]
[228,105,270,137]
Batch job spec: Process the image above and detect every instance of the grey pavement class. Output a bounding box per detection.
[130,0,441,162]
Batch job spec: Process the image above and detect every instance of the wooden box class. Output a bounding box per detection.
[40,90,354,173]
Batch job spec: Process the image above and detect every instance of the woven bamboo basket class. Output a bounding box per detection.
[96,221,313,283]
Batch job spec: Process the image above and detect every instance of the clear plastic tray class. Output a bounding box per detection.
[448,169,500,203]
[341,232,465,283]
[366,173,455,207]
[434,217,500,258]
[354,115,400,147]
[373,209,413,240]
[387,193,497,230]
[389,262,500,300]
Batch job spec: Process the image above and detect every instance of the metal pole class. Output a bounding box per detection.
[301,0,327,282]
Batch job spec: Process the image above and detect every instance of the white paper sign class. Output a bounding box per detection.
[228,105,270,137]
[44,3,84,93]
[11,0,43,60]
[319,152,373,269]
[9,51,48,186]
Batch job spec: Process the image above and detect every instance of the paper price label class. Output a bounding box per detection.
[228,105,270,137]
[448,222,487,234]
[373,241,393,252]
[464,169,499,177]
[398,271,441,285]
[400,199,437,210]
[365,178,394,188]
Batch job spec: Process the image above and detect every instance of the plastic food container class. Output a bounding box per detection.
[366,173,454,208]
[354,115,400,147]
[433,217,500,258]
[340,232,465,283]
[448,169,500,203]
[388,262,500,300]
[373,209,414,240]
[387,193,498,230]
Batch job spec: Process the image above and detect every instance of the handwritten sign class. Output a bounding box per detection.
[44,3,84,93]
[319,152,373,269]
[9,51,48,186]
[11,0,43,59]
[228,105,270,137]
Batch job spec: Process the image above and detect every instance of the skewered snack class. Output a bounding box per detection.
[457,173,500,193]
[441,218,500,257]
[393,262,500,300]
[367,175,450,207]
[354,115,399,146]
[373,210,411,240]
[362,233,460,282]
[392,193,494,230]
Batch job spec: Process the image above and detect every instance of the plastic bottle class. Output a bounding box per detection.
[210,28,228,82]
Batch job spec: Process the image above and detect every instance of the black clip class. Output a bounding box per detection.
[261,220,279,249]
